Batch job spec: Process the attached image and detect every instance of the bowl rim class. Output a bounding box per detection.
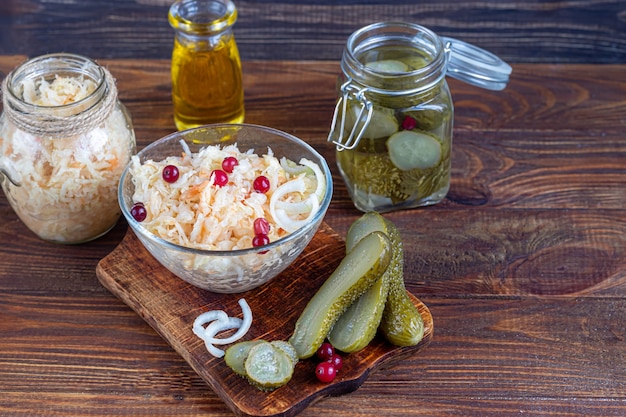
[118,123,333,257]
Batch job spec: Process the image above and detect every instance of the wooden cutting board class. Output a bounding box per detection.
[96,222,433,417]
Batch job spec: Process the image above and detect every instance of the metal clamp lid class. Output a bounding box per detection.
[327,80,373,151]
[441,36,512,91]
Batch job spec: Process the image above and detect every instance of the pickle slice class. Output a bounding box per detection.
[387,130,442,170]
[366,59,409,73]
[224,340,263,377]
[270,340,299,365]
[244,341,295,391]
[403,56,429,71]
[289,231,392,359]
[346,104,398,140]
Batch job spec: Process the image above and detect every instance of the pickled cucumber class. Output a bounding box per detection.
[345,104,398,140]
[329,212,423,350]
[244,341,295,391]
[289,231,392,359]
[327,274,390,353]
[366,59,409,73]
[328,211,402,353]
[224,340,263,377]
[378,217,424,347]
[328,212,396,352]
[387,130,442,170]
[271,340,299,365]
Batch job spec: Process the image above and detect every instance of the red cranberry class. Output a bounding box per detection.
[252,233,270,254]
[130,203,147,222]
[211,169,228,187]
[221,156,239,173]
[401,115,417,130]
[252,234,270,247]
[162,164,179,183]
[327,353,343,371]
[315,361,337,383]
[253,217,271,236]
[316,342,334,361]
[253,175,270,193]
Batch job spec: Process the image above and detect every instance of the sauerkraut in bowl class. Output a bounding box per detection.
[119,124,333,293]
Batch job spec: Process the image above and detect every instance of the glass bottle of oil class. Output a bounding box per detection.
[168,0,244,130]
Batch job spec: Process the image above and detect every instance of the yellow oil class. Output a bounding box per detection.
[171,34,244,130]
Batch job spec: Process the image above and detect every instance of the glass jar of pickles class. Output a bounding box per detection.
[0,53,136,244]
[328,22,511,212]
[169,0,244,130]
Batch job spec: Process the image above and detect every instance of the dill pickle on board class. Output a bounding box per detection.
[328,212,395,353]
[378,216,424,347]
[289,231,392,359]
[329,212,423,351]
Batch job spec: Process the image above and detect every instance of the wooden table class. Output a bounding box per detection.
[1,56,626,416]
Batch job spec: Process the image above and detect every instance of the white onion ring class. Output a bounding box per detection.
[274,195,319,233]
[275,198,313,214]
[204,341,227,358]
[280,156,308,175]
[192,298,253,358]
[193,310,228,339]
[203,317,242,358]
[269,178,306,231]
[299,158,326,203]
[205,299,253,345]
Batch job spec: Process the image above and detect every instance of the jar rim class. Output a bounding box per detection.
[1,53,118,138]
[5,52,107,112]
[342,21,448,94]
[169,0,237,35]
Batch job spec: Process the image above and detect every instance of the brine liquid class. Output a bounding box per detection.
[171,35,244,130]
[358,45,431,72]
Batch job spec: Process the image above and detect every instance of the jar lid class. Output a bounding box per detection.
[441,36,512,91]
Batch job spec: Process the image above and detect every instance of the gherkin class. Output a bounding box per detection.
[289,231,392,359]
[379,216,424,347]
[328,212,395,353]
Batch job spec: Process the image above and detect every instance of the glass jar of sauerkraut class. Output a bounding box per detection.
[0,53,136,244]
[328,22,511,212]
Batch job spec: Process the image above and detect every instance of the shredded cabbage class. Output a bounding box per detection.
[130,142,324,250]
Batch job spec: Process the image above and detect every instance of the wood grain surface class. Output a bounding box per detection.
[1,55,626,416]
[96,225,433,417]
[0,0,624,63]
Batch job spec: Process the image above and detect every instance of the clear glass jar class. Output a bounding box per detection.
[169,0,244,130]
[0,53,136,244]
[329,22,511,213]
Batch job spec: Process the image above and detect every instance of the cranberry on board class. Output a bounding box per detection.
[315,361,337,383]
[316,342,334,361]
[327,353,343,371]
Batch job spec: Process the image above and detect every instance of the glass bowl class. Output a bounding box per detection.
[118,124,333,293]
